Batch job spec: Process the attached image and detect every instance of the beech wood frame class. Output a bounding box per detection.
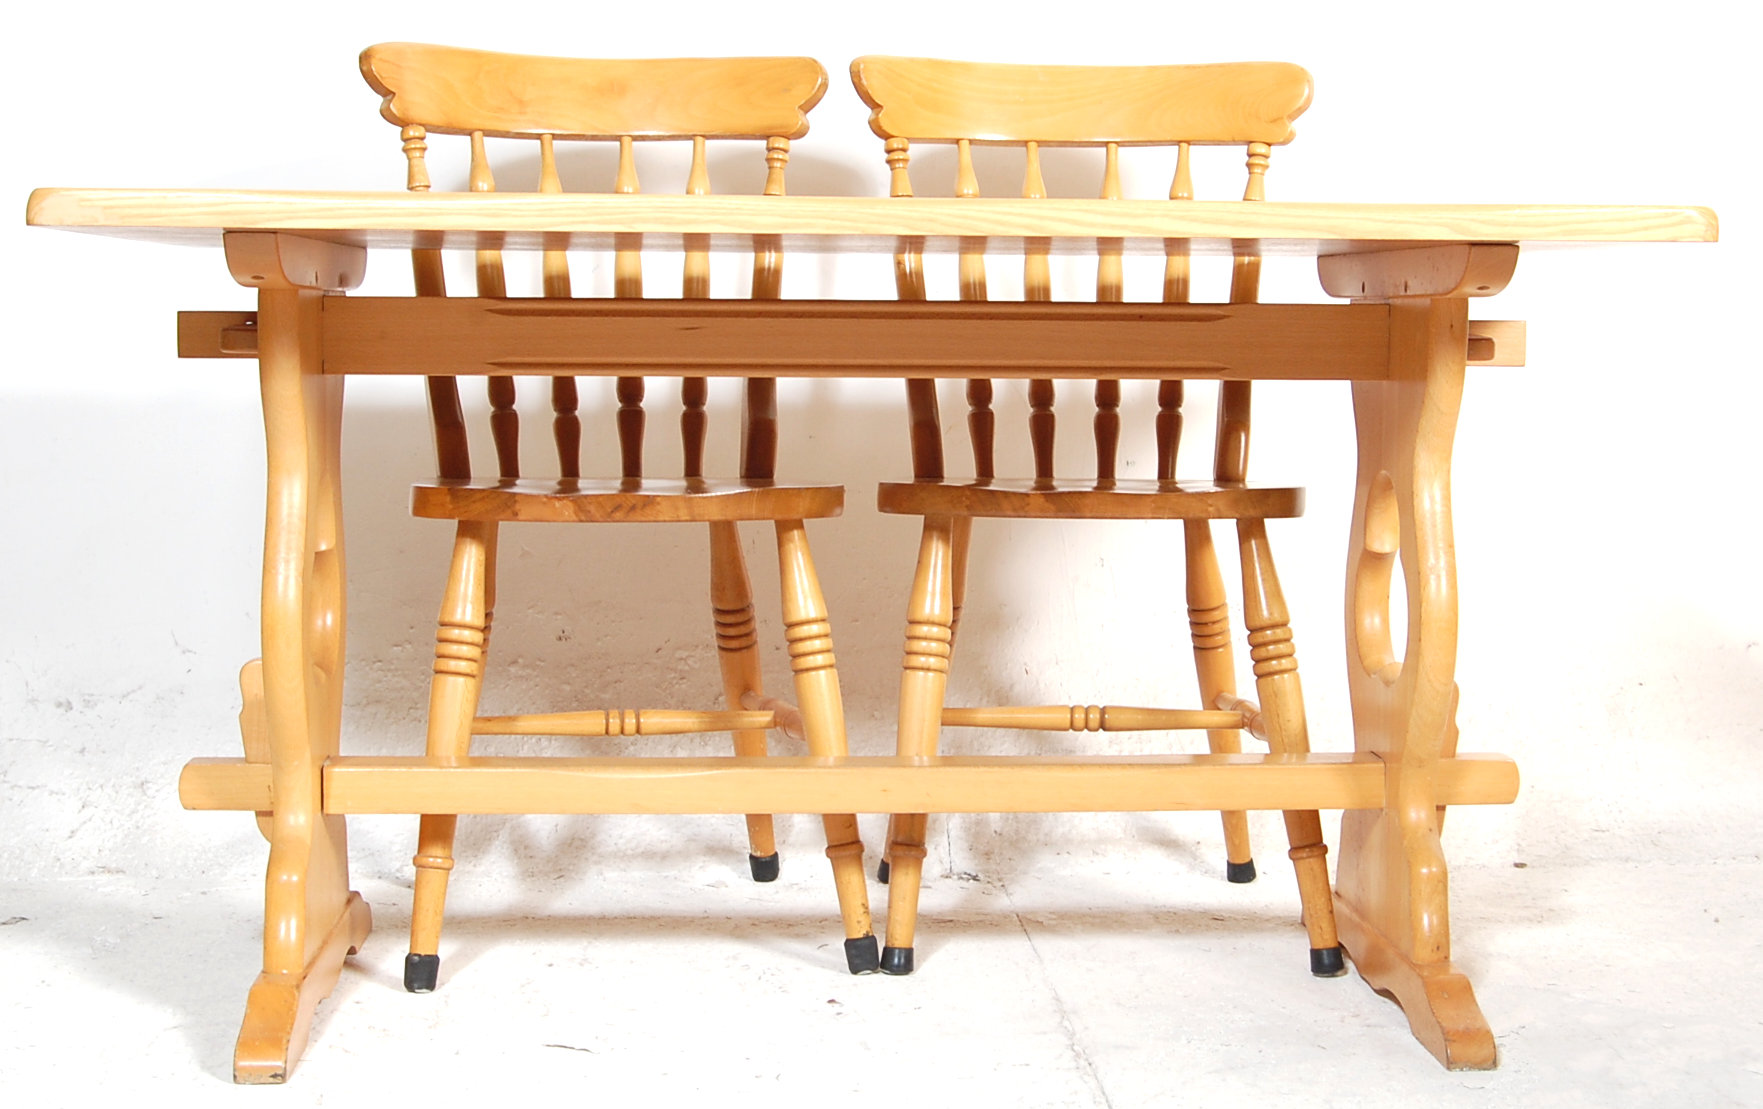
[27,186,1721,1079]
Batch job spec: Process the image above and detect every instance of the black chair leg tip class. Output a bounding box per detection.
[1311,946,1348,978]
[404,953,439,993]
[880,946,915,975]
[845,935,881,974]
[876,859,890,884]
[1226,859,1257,884]
[749,852,780,883]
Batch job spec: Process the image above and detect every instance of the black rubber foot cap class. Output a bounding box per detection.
[1311,946,1348,978]
[844,935,880,974]
[876,859,891,884]
[749,852,780,883]
[404,953,439,993]
[1227,859,1258,884]
[880,946,915,975]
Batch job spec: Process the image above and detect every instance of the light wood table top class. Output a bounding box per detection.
[25,188,1719,253]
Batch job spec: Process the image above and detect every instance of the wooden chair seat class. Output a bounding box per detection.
[413,477,844,523]
[852,54,1344,981]
[362,42,876,994]
[877,477,1302,520]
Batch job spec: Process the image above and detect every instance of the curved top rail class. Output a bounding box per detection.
[361,43,827,141]
[850,56,1311,146]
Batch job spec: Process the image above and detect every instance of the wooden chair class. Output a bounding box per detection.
[360,42,877,992]
[849,55,1344,977]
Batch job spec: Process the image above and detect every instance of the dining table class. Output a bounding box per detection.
[23,186,1719,1081]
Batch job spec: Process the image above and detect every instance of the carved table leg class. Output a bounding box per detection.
[1335,293,1495,1069]
[224,234,370,1083]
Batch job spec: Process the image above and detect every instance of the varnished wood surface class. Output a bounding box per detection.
[851,57,1311,146]
[181,752,1522,815]
[1320,243,1519,300]
[23,32,1723,1075]
[361,44,826,140]
[232,893,371,1083]
[876,477,1304,520]
[317,297,1400,380]
[941,706,1248,731]
[410,477,843,522]
[326,753,1517,814]
[853,52,1349,973]
[179,302,1526,374]
[178,753,1519,815]
[470,708,785,736]
[1333,294,1496,1066]
[29,160,1715,1078]
[24,190,1720,252]
[375,44,878,986]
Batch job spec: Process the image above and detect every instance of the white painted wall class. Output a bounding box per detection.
[5,1,1756,892]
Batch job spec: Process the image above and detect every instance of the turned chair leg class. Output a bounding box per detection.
[407,520,497,993]
[709,521,780,882]
[880,515,970,886]
[773,519,877,973]
[882,515,956,974]
[1237,518,1345,977]
[1184,519,1256,883]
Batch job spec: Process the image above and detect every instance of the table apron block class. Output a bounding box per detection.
[175,303,1526,371]
[317,297,1394,380]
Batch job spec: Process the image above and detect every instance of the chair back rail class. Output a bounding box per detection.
[851,56,1311,146]
[363,43,825,139]
[851,56,1312,486]
[361,42,827,483]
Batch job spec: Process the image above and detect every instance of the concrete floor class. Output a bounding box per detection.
[4,824,1759,1106]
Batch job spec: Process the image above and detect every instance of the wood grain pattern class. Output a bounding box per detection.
[411,477,843,523]
[26,190,1721,249]
[856,54,1346,983]
[710,519,779,860]
[1320,244,1519,300]
[361,43,826,140]
[181,756,274,811]
[233,894,371,1084]
[364,46,872,986]
[315,754,1520,815]
[941,706,1247,731]
[236,659,274,839]
[1187,521,1252,867]
[318,297,1395,380]
[1334,292,1498,1068]
[223,232,364,292]
[471,709,784,736]
[877,477,1302,520]
[179,752,1521,814]
[233,275,362,1082]
[37,49,1717,1073]
[178,305,1528,371]
[851,57,1311,145]
[408,517,497,973]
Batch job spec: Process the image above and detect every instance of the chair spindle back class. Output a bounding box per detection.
[361,43,827,484]
[851,56,1312,485]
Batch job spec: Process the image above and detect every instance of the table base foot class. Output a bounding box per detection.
[1335,892,1495,1070]
[233,892,372,1084]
